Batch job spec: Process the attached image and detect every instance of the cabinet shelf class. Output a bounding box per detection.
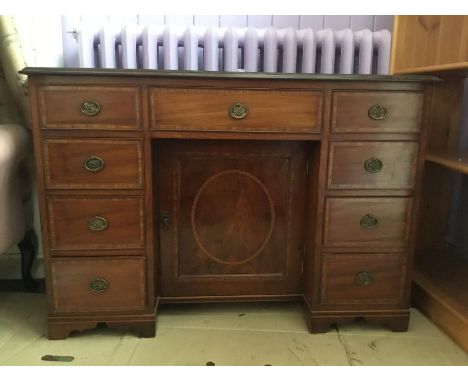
[412,250,468,352]
[426,151,468,175]
[394,62,468,75]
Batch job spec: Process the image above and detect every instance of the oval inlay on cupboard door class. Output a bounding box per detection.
[191,170,275,265]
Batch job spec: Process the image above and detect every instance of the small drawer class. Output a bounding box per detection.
[327,141,418,189]
[38,86,141,129]
[332,91,423,133]
[320,253,406,305]
[43,139,144,189]
[47,197,145,251]
[323,197,412,247]
[151,88,322,133]
[50,257,146,313]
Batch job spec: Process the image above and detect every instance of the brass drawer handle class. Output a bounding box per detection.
[89,277,109,293]
[355,271,373,286]
[229,102,249,119]
[364,157,383,173]
[80,100,101,116]
[88,216,108,231]
[84,155,105,172]
[360,213,378,229]
[368,104,387,120]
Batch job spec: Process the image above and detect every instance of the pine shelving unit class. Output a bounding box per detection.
[391,15,468,352]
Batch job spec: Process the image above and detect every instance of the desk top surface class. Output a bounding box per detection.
[20,67,440,83]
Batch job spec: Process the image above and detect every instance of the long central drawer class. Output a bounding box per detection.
[151,88,323,133]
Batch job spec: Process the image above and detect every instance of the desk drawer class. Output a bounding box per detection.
[151,88,322,133]
[47,197,145,251]
[323,197,412,247]
[38,86,141,129]
[327,141,418,189]
[332,91,423,133]
[320,253,406,305]
[43,139,144,189]
[50,257,146,313]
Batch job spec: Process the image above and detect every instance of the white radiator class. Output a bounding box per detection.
[77,25,391,74]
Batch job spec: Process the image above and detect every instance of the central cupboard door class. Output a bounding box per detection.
[156,140,308,299]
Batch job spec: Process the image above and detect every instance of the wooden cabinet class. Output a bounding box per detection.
[43,139,144,189]
[391,15,468,352]
[156,139,307,298]
[21,67,435,339]
[150,88,322,133]
[390,16,468,75]
[323,197,413,248]
[320,253,407,306]
[38,86,141,129]
[50,257,147,313]
[331,91,424,133]
[327,141,419,189]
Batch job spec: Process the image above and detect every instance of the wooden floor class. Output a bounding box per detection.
[0,291,466,366]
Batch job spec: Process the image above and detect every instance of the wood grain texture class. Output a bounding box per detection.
[412,251,468,353]
[391,16,468,74]
[50,257,146,313]
[47,197,145,251]
[23,69,433,338]
[320,253,406,305]
[156,139,307,298]
[43,138,144,189]
[38,85,141,129]
[327,141,419,190]
[151,88,323,133]
[304,304,410,333]
[48,319,156,340]
[426,150,468,175]
[332,91,424,133]
[323,197,413,247]
[391,16,467,349]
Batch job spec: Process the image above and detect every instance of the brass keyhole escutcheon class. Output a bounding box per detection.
[229,102,249,119]
[89,277,109,293]
[360,213,378,229]
[364,157,383,173]
[88,216,108,231]
[80,100,101,116]
[161,212,170,231]
[368,104,387,120]
[84,155,105,172]
[355,271,373,286]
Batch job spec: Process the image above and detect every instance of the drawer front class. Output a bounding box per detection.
[39,86,141,129]
[323,197,412,247]
[50,257,146,312]
[43,139,144,189]
[151,88,322,133]
[327,141,419,189]
[332,91,423,133]
[47,197,145,251]
[320,253,406,305]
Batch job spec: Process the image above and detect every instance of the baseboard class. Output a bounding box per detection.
[0,253,44,279]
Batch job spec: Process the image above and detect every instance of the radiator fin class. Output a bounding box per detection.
[78,25,391,74]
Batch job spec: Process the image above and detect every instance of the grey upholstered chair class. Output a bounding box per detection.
[0,15,38,290]
[0,120,38,290]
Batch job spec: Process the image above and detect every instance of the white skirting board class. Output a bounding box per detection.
[0,254,44,280]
